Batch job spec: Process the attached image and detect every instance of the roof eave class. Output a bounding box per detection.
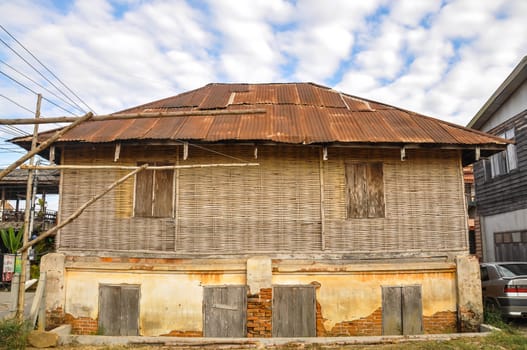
[467,56,527,130]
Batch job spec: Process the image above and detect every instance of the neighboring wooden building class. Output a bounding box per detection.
[467,56,527,262]
[13,83,507,337]
[0,169,59,229]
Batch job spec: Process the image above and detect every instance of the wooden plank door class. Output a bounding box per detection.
[402,285,423,335]
[382,285,422,335]
[203,286,247,337]
[99,284,140,336]
[272,285,316,337]
[381,286,402,335]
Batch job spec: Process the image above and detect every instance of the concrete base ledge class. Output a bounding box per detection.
[60,332,492,347]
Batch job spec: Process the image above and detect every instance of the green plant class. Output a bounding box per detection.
[0,317,31,350]
[0,226,23,254]
[484,307,516,333]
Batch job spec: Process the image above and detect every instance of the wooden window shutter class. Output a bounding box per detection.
[134,167,153,217]
[153,168,174,217]
[134,162,174,218]
[346,162,385,219]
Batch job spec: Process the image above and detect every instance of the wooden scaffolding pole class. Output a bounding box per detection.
[0,112,93,181]
[17,94,41,320]
[0,108,266,125]
[20,163,260,171]
[18,165,148,253]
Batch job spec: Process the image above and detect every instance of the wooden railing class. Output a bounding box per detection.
[0,210,57,224]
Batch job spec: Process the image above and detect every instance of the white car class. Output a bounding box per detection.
[480,262,527,318]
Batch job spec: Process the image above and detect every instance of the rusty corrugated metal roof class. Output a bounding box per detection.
[11,82,509,148]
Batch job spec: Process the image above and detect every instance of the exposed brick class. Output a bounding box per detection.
[64,313,98,335]
[423,311,457,334]
[161,330,203,337]
[247,288,272,338]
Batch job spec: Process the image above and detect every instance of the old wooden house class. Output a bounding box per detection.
[467,56,527,262]
[13,83,507,337]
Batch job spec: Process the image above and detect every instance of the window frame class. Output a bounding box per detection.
[133,162,175,218]
[488,128,517,178]
[345,161,385,219]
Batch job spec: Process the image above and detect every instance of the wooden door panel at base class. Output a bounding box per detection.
[203,286,247,337]
[272,285,316,337]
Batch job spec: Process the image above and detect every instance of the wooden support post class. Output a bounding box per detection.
[183,142,189,160]
[9,273,20,314]
[319,148,326,251]
[19,164,149,252]
[0,188,4,222]
[30,272,46,328]
[401,146,407,161]
[475,147,481,161]
[254,145,258,159]
[0,112,93,181]
[114,143,121,162]
[17,94,41,320]
[49,145,55,164]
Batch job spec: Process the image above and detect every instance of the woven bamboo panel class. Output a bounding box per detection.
[58,144,466,255]
[176,145,321,253]
[322,148,466,252]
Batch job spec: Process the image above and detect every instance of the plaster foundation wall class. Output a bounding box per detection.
[272,269,457,333]
[65,268,246,336]
[61,259,458,336]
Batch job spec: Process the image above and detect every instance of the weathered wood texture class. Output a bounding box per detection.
[203,286,247,337]
[58,144,466,255]
[494,231,527,261]
[272,285,316,337]
[382,285,422,335]
[474,111,527,216]
[345,162,384,218]
[98,284,140,336]
[381,286,402,335]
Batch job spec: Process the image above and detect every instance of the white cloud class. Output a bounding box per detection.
[0,0,525,127]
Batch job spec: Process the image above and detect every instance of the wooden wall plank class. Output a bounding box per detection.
[98,285,121,336]
[153,168,174,217]
[272,285,315,337]
[203,286,246,337]
[402,285,423,335]
[134,169,153,217]
[382,286,402,335]
[120,286,140,336]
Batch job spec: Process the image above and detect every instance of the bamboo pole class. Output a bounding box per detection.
[0,109,266,125]
[0,112,93,181]
[18,164,149,253]
[20,163,260,171]
[17,94,41,320]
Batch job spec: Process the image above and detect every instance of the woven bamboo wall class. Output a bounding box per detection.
[58,144,466,255]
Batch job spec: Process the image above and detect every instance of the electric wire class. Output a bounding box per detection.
[184,141,253,163]
[0,93,34,114]
[0,69,79,116]
[0,36,87,115]
[0,25,96,114]
[0,58,85,114]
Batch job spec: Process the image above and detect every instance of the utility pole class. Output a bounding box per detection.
[17,94,41,320]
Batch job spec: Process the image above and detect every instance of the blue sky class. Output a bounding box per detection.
[0,0,526,169]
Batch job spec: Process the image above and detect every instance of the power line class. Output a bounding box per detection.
[0,58,85,114]
[0,69,79,115]
[0,36,86,115]
[0,93,34,114]
[0,25,96,114]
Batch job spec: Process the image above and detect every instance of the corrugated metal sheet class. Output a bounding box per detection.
[14,82,508,148]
